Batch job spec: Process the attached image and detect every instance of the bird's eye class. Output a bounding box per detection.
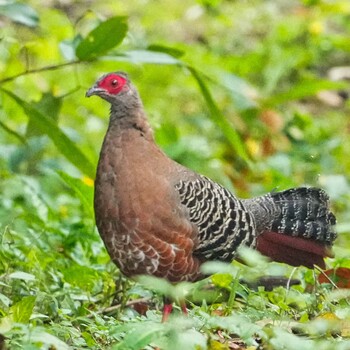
[111,79,118,86]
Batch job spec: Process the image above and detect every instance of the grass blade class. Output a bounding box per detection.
[188,67,250,164]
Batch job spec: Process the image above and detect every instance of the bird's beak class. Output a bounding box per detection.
[85,86,105,97]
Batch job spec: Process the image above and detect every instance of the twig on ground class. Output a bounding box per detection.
[87,297,151,318]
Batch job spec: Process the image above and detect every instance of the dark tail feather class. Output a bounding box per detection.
[249,187,337,269]
[268,187,336,243]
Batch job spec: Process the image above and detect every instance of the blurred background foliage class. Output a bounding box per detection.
[1,0,350,348]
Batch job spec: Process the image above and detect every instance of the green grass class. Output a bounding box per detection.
[1,0,350,348]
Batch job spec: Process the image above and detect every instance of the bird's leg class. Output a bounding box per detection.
[161,297,173,322]
[162,297,188,322]
[180,300,188,316]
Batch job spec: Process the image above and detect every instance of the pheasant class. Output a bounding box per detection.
[86,72,337,320]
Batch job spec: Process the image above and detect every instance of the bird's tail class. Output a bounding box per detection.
[244,188,337,269]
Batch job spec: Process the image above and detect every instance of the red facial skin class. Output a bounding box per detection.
[98,74,127,95]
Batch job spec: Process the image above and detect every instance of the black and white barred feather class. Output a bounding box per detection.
[175,177,336,262]
[243,187,337,244]
[175,176,256,261]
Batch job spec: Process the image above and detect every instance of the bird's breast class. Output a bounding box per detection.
[93,129,201,281]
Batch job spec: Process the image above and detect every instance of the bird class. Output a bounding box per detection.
[86,71,337,321]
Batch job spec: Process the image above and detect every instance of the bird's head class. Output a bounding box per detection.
[86,72,140,107]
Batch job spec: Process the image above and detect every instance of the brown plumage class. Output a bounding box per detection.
[86,72,337,319]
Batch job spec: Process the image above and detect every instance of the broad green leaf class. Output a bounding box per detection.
[208,315,262,345]
[62,264,99,290]
[147,44,184,58]
[0,315,13,333]
[11,296,36,323]
[76,16,128,60]
[211,273,234,289]
[112,322,165,350]
[9,271,35,281]
[237,246,269,267]
[2,89,95,178]
[187,278,225,305]
[113,317,203,350]
[201,261,239,275]
[188,67,251,164]
[265,79,348,106]
[30,329,70,349]
[56,171,94,217]
[155,327,207,350]
[82,331,96,347]
[0,293,11,307]
[270,327,315,350]
[136,275,192,301]
[0,2,39,27]
[136,275,174,296]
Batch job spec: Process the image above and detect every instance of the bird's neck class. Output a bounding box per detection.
[108,104,154,141]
